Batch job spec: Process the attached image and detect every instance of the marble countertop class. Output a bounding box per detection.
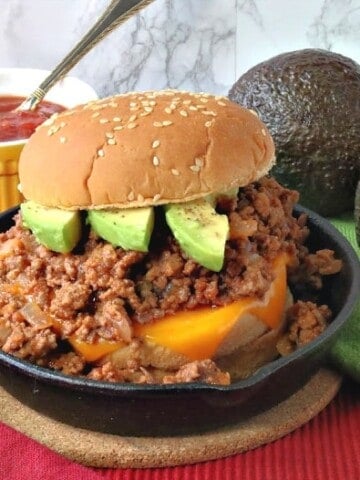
[0,0,359,97]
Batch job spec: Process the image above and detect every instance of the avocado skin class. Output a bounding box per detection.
[355,180,360,247]
[229,49,360,216]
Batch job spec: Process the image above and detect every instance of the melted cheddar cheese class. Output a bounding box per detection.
[134,254,288,360]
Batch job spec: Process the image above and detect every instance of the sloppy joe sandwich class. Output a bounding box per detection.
[0,90,342,385]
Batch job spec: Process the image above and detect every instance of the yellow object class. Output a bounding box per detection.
[68,336,125,362]
[0,141,25,211]
[134,255,288,360]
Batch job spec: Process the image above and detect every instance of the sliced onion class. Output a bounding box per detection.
[0,326,11,346]
[0,238,22,259]
[19,302,53,330]
[116,318,132,343]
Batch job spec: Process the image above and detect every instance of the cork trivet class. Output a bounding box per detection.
[0,368,341,469]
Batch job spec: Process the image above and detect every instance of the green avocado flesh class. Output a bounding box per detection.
[20,201,81,253]
[164,199,229,272]
[20,192,232,265]
[87,207,154,252]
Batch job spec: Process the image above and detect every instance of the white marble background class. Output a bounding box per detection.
[0,0,359,98]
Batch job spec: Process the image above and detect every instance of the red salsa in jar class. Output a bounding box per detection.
[0,95,66,142]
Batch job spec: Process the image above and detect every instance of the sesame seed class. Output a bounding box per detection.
[105,132,114,139]
[129,114,137,122]
[149,100,157,106]
[195,157,204,167]
[200,98,208,103]
[144,106,153,113]
[99,118,109,124]
[140,111,151,117]
[47,126,59,136]
[179,110,188,117]
[169,104,177,111]
[217,101,227,106]
[152,140,160,148]
[153,155,160,166]
[109,102,118,107]
[171,168,180,176]
[201,110,217,116]
[59,136,67,144]
[162,120,173,126]
[142,100,150,106]
[182,99,191,105]
[261,129,267,136]
[127,122,137,129]
[189,106,198,111]
[190,165,200,172]
[138,194,144,202]
[92,112,100,118]
[43,118,54,126]
[113,116,121,122]
[205,120,213,127]
[153,194,161,202]
[97,149,105,157]
[130,102,138,107]
[249,109,258,116]
[113,125,123,130]
[153,121,163,127]
[196,105,206,109]
[59,121,66,128]
[107,138,116,145]
[164,107,172,114]
[128,192,135,201]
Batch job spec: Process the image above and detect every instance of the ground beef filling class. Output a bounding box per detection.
[0,177,342,384]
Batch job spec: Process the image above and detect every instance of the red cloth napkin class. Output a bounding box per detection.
[0,379,359,480]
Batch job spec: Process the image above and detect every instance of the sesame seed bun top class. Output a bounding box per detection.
[19,90,275,209]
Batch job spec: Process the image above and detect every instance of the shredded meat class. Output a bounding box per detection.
[277,301,332,356]
[0,177,342,384]
[163,360,230,385]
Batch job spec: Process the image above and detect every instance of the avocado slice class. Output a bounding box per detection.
[164,199,229,272]
[21,201,81,253]
[87,207,154,252]
[229,49,360,216]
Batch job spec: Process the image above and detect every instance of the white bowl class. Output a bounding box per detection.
[0,68,98,211]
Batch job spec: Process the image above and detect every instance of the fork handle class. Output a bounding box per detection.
[20,0,154,111]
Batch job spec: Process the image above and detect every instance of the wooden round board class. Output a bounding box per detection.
[0,368,341,469]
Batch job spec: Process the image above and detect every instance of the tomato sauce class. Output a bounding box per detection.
[0,95,66,142]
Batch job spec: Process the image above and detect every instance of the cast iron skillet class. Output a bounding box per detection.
[0,205,358,437]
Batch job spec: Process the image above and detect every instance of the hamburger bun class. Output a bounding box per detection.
[19,90,275,210]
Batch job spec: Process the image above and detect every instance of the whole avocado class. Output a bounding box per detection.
[229,49,360,216]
